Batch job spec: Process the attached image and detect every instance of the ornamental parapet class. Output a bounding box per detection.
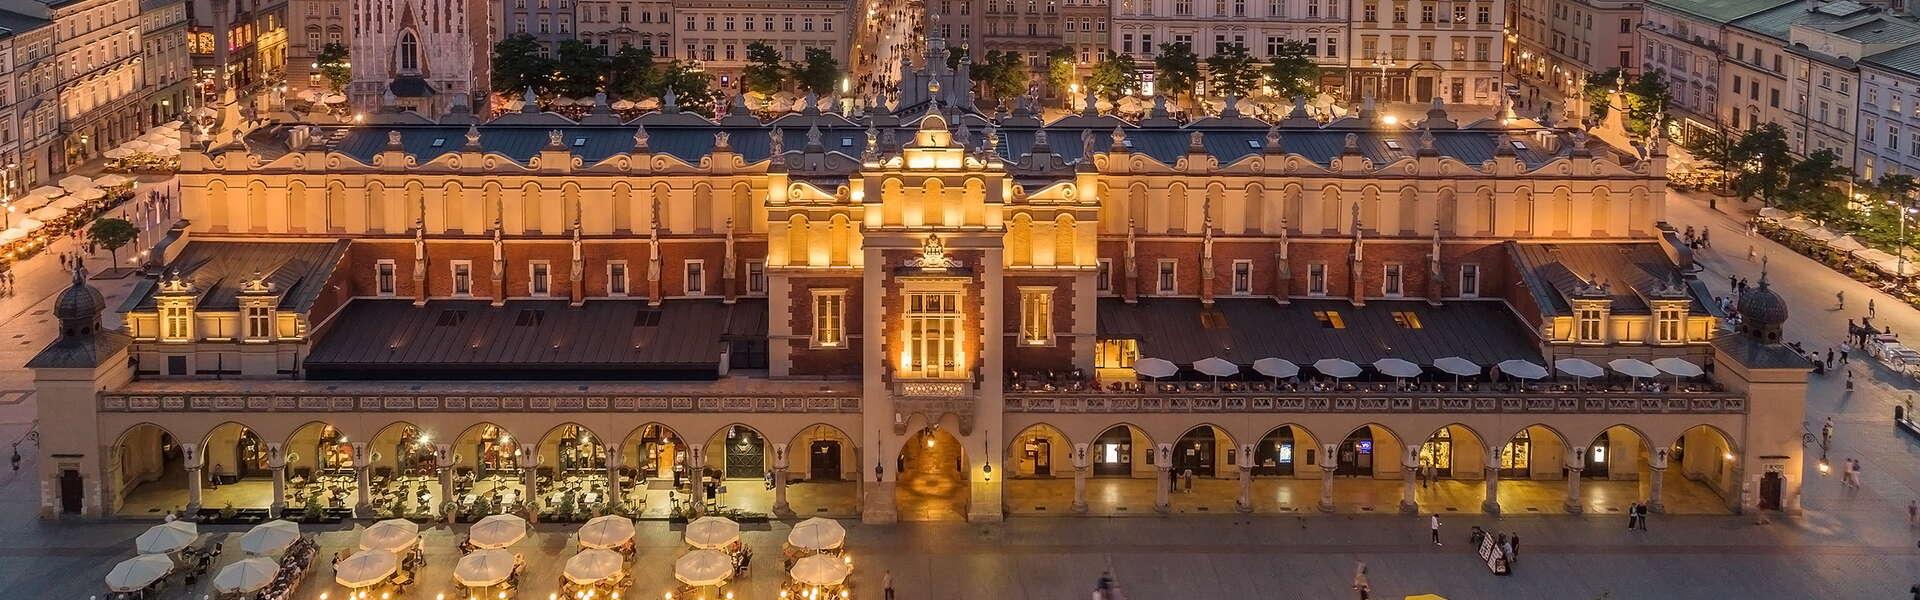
[1003,392,1746,414]
[99,393,862,413]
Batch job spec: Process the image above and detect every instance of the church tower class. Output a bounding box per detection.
[348,0,493,114]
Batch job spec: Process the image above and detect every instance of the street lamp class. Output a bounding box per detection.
[1370,52,1396,101]
[1894,192,1918,277]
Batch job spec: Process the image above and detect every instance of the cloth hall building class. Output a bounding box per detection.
[31,54,1810,524]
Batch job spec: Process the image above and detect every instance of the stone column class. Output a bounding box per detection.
[436,444,455,519]
[1153,444,1172,513]
[1071,443,1090,513]
[1646,447,1670,513]
[267,443,287,517]
[182,442,204,514]
[1400,446,1419,515]
[1318,444,1337,513]
[604,444,623,510]
[1563,446,1585,514]
[772,443,794,517]
[1236,445,1254,513]
[689,445,707,516]
[351,443,372,517]
[1481,455,1503,515]
[521,443,540,518]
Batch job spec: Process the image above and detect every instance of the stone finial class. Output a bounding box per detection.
[465,124,482,148]
[663,88,679,113]
[1111,125,1128,151]
[730,93,748,114]
[1265,125,1282,152]
[633,124,650,151]
[983,125,999,155]
[1151,94,1169,118]
[1344,132,1359,151]
[1033,128,1049,149]
[522,87,539,113]
[769,128,784,156]
[547,129,565,148]
[1290,95,1310,119]
[386,130,403,148]
[806,124,824,148]
[714,131,731,150]
[803,92,821,114]
[956,122,972,146]
[1081,129,1096,158]
[1083,86,1100,116]
[1188,131,1205,152]
[1221,94,1241,118]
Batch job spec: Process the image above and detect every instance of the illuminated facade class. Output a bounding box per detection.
[32,54,1811,524]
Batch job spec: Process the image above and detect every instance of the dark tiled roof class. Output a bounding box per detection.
[26,330,130,369]
[0,8,48,33]
[389,76,438,98]
[303,298,763,379]
[1865,42,1920,76]
[1650,0,1794,24]
[1711,334,1815,370]
[1096,297,1542,367]
[125,241,350,312]
[1507,242,1707,316]
[323,120,1557,170]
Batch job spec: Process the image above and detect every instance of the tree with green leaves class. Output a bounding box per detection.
[1782,148,1850,214]
[1154,42,1200,103]
[648,60,720,116]
[947,46,966,71]
[1261,40,1319,99]
[743,42,786,94]
[491,34,557,96]
[973,50,1029,101]
[1204,44,1259,99]
[1732,123,1793,206]
[1086,51,1141,101]
[88,218,139,267]
[315,43,351,92]
[1623,71,1671,137]
[1046,47,1077,99]
[607,45,657,100]
[552,39,606,98]
[1680,129,1739,206]
[790,47,841,94]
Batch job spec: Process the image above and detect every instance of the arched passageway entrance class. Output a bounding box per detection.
[283,422,356,519]
[1003,424,1073,516]
[110,423,184,516]
[618,423,685,518]
[895,426,968,521]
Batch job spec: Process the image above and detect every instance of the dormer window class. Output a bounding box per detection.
[245,305,272,340]
[1655,305,1684,343]
[162,304,191,341]
[1576,307,1604,343]
[397,30,419,73]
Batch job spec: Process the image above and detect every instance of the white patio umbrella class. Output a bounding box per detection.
[46,195,80,210]
[16,217,43,232]
[212,557,279,594]
[1652,357,1704,386]
[11,195,50,210]
[94,174,134,187]
[58,175,94,191]
[1554,358,1604,379]
[674,549,734,587]
[135,520,196,554]
[1251,358,1300,380]
[160,120,185,129]
[684,516,741,550]
[120,140,157,154]
[1372,358,1422,380]
[1608,358,1661,380]
[357,518,419,552]
[1312,358,1362,379]
[790,553,853,586]
[333,549,399,588]
[578,514,635,549]
[0,228,24,243]
[323,93,347,104]
[787,517,846,552]
[1432,357,1480,377]
[29,206,65,221]
[103,147,133,159]
[1192,356,1239,377]
[70,190,103,204]
[563,548,624,585]
[1495,359,1548,380]
[453,548,517,587]
[239,519,300,555]
[1432,356,1479,386]
[611,99,636,110]
[469,513,528,549]
[296,88,322,102]
[28,185,64,199]
[105,554,173,592]
[1132,357,1179,379]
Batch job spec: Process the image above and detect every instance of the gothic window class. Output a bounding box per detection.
[397,30,419,72]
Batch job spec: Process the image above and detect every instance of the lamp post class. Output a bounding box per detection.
[1897,191,1918,277]
[1370,52,1396,101]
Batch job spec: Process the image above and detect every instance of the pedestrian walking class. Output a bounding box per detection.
[1826,349,1835,369]
[1839,290,1847,309]
[1510,533,1521,562]
[1908,500,1916,526]
[1847,368,1856,391]
[1747,245,1756,261]
[884,570,896,600]
[1640,503,1650,530]
[1701,227,1711,248]
[1850,458,1864,489]
[1430,514,1442,545]
[1352,561,1370,600]
[1823,417,1835,451]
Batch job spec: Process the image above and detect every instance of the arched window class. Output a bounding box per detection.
[398,30,419,72]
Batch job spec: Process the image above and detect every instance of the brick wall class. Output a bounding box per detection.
[879,248,987,382]
[1004,273,1079,372]
[787,275,864,377]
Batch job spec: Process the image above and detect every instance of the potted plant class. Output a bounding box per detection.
[218,502,239,521]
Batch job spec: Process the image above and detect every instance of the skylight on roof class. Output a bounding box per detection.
[841,137,853,147]
[1384,140,1403,150]
[572,138,586,147]
[1511,140,1530,150]
[1246,139,1262,149]
[1122,139,1134,148]
[430,138,445,147]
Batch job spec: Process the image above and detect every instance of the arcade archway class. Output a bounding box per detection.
[895,426,968,521]
[618,423,686,518]
[110,423,184,516]
[283,421,356,518]
[197,422,274,510]
[535,423,611,520]
[783,424,861,516]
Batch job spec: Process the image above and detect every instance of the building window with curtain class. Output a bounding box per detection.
[903,291,962,376]
[1020,287,1053,345]
[813,290,845,347]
